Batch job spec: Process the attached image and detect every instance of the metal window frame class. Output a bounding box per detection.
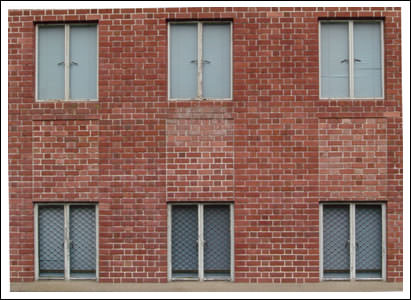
[319,202,386,281]
[167,21,233,101]
[167,203,234,282]
[34,203,99,281]
[319,20,384,100]
[35,23,99,102]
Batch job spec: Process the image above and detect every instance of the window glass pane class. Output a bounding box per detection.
[202,23,231,99]
[38,206,65,277]
[321,23,350,98]
[354,23,382,98]
[170,24,198,99]
[69,25,97,99]
[70,206,96,278]
[38,26,65,100]
[172,205,198,278]
[323,205,350,279]
[355,205,382,279]
[204,205,231,279]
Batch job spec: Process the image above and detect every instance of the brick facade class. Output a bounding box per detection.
[8,7,402,283]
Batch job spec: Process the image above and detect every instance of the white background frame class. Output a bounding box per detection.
[319,20,384,100]
[167,21,233,101]
[35,23,99,102]
[319,202,386,281]
[34,203,99,281]
[167,202,234,282]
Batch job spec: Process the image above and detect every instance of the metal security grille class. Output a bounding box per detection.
[323,205,350,278]
[204,205,230,277]
[69,206,96,276]
[171,205,198,277]
[355,205,382,278]
[38,206,65,277]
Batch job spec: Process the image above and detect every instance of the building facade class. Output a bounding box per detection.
[8,7,403,283]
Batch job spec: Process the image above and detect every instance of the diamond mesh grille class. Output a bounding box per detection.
[39,206,65,273]
[323,205,350,272]
[172,205,198,273]
[355,205,382,271]
[204,205,230,272]
[69,206,96,272]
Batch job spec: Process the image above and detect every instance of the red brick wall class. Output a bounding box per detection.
[8,7,402,283]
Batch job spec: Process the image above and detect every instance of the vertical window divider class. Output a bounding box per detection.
[34,204,39,280]
[64,204,70,280]
[197,23,203,99]
[35,25,39,101]
[167,205,172,281]
[380,21,385,98]
[348,21,354,99]
[319,203,324,281]
[349,203,356,280]
[198,204,204,281]
[230,204,235,281]
[64,24,70,101]
[382,203,387,280]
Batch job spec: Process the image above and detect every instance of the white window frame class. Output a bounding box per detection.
[319,202,386,281]
[35,23,99,102]
[168,21,233,101]
[167,203,234,281]
[34,203,99,281]
[319,20,384,99]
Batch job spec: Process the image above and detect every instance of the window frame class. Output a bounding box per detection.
[319,20,384,100]
[34,203,99,281]
[167,203,234,281]
[319,202,386,281]
[167,21,233,101]
[35,23,99,102]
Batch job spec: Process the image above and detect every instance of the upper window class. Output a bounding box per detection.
[169,22,232,100]
[36,24,98,101]
[320,21,383,99]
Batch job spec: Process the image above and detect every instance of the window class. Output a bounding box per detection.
[36,24,98,101]
[169,22,232,100]
[35,204,98,280]
[320,203,386,280]
[168,203,234,281]
[320,21,383,99]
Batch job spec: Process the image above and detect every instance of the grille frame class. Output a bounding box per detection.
[320,202,386,281]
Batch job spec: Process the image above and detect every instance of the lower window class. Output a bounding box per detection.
[35,204,98,280]
[168,203,233,281]
[320,203,386,280]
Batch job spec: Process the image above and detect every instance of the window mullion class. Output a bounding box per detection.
[64,205,70,280]
[350,203,356,280]
[197,22,203,99]
[349,21,354,98]
[64,24,70,100]
[382,203,387,280]
[198,204,204,281]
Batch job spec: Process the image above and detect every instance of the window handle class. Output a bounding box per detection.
[70,61,79,65]
[354,58,362,63]
[57,61,65,66]
[345,240,350,248]
[190,59,211,64]
[340,59,349,64]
